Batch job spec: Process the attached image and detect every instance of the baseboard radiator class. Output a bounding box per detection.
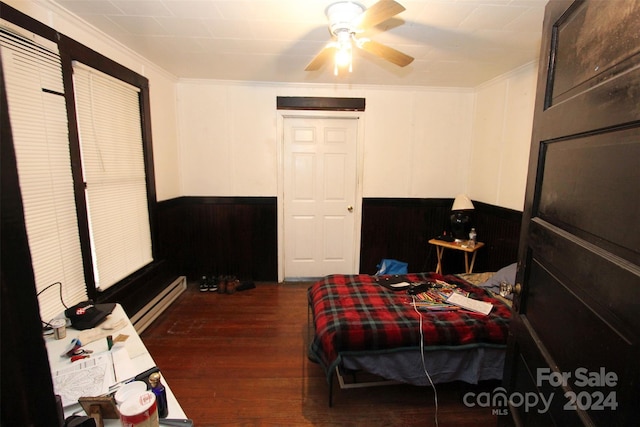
[131,275,187,333]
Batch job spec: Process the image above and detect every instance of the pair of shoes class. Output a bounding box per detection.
[206,276,218,292]
[217,275,239,294]
[199,275,219,292]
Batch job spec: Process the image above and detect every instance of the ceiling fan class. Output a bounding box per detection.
[305,0,414,74]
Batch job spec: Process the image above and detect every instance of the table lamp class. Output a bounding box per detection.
[450,194,474,242]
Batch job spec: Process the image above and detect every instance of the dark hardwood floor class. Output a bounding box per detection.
[141,281,500,426]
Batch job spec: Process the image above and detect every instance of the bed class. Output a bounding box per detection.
[307,271,513,405]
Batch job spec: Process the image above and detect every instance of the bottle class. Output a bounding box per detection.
[149,371,169,418]
[469,228,477,248]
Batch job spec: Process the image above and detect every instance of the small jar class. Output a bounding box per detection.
[468,228,477,248]
[50,318,66,340]
[149,371,168,418]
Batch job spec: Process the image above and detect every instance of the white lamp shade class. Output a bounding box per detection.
[452,194,474,211]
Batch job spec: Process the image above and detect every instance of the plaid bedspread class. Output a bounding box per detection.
[307,273,511,375]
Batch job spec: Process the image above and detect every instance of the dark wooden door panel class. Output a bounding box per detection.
[538,2,640,140]
[524,257,634,392]
[508,319,584,426]
[537,129,640,264]
[504,1,640,426]
[552,1,640,104]
[529,220,640,336]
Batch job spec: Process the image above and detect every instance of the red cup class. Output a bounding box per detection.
[119,391,158,427]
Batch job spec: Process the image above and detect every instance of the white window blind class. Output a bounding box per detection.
[0,23,88,322]
[72,62,153,291]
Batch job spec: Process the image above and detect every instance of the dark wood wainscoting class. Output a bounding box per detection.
[97,260,178,317]
[157,197,520,282]
[359,198,452,274]
[157,197,278,281]
[472,201,523,272]
[359,198,522,275]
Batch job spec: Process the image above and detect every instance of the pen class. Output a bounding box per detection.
[107,366,160,393]
[159,420,194,427]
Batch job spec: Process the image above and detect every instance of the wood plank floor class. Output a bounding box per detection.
[141,281,500,426]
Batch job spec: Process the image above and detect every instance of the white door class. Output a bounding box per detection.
[283,117,359,279]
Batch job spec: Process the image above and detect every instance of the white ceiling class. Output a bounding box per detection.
[53,0,548,87]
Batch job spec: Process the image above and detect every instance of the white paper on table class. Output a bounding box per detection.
[111,346,135,382]
[52,353,115,407]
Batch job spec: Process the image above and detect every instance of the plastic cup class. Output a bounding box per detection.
[119,390,158,427]
[115,381,148,405]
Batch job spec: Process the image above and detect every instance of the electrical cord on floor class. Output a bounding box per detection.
[36,281,68,329]
[412,294,439,427]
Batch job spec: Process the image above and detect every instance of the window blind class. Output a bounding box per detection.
[0,24,88,322]
[72,62,153,291]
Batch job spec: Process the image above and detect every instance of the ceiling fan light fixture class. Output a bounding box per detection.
[335,44,352,67]
[305,0,413,73]
[333,31,353,75]
[325,1,365,35]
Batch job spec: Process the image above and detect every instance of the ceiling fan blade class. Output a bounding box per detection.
[358,39,414,67]
[305,44,336,71]
[353,0,406,31]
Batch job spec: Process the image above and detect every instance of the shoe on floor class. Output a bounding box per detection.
[208,276,218,292]
[199,276,209,292]
[217,275,227,294]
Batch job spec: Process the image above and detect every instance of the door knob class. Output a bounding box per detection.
[347,205,353,212]
[499,282,522,297]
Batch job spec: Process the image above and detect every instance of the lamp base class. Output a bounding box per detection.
[450,211,471,241]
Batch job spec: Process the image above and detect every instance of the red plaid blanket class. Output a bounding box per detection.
[307,273,511,374]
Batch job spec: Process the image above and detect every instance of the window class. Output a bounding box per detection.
[1,17,156,322]
[72,63,153,291]
[0,23,87,322]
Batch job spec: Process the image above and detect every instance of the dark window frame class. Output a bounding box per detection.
[0,2,158,301]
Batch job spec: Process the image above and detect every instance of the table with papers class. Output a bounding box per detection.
[44,304,186,424]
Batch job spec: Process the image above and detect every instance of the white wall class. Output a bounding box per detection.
[7,0,537,209]
[177,81,475,199]
[176,72,537,207]
[5,0,182,201]
[177,82,279,196]
[148,74,181,201]
[361,87,474,198]
[468,62,538,211]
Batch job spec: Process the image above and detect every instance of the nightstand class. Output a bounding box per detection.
[428,238,484,274]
